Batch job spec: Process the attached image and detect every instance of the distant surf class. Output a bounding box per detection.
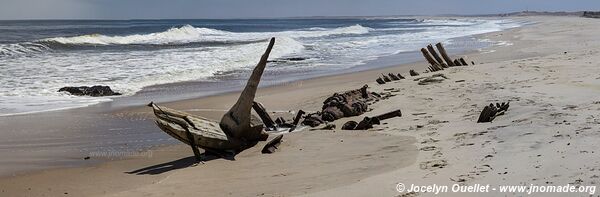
[0,18,524,116]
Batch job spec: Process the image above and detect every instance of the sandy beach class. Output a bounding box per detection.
[1,15,600,197]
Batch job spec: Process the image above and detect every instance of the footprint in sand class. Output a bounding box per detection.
[420,138,440,144]
[419,159,448,170]
[419,146,438,151]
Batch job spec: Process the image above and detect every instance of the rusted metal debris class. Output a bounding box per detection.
[410,70,420,76]
[342,121,359,130]
[302,112,325,127]
[261,135,283,154]
[416,74,448,85]
[374,109,403,120]
[477,102,510,123]
[321,85,372,122]
[342,110,402,130]
[300,85,381,128]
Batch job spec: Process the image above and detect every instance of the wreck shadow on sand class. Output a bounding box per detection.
[127,153,234,175]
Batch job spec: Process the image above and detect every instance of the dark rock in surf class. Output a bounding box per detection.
[267,57,308,63]
[58,86,121,97]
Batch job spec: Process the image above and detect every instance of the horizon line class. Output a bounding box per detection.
[0,10,586,21]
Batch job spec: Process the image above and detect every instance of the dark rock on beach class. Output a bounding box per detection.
[267,57,308,63]
[58,86,122,97]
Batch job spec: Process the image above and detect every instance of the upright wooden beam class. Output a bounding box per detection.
[453,59,461,66]
[252,101,277,130]
[459,58,469,66]
[435,43,456,67]
[427,44,447,68]
[421,48,443,71]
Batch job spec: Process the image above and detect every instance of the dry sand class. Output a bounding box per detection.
[1,16,600,197]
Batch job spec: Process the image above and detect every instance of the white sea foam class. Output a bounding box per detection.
[41,24,372,46]
[0,42,51,57]
[0,19,522,116]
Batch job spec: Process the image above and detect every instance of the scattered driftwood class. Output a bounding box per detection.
[321,85,372,122]
[252,102,276,131]
[261,135,283,154]
[477,102,510,123]
[410,70,420,76]
[416,74,448,85]
[149,38,276,160]
[342,109,402,130]
[436,43,456,67]
[59,86,121,97]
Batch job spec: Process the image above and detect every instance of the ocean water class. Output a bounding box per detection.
[0,18,522,116]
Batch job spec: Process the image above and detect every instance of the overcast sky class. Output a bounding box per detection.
[1,0,599,20]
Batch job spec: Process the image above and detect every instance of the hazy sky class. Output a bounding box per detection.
[1,0,599,20]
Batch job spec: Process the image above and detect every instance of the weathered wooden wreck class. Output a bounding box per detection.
[583,11,600,18]
[149,38,277,160]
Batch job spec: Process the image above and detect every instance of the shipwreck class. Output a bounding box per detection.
[149,38,277,161]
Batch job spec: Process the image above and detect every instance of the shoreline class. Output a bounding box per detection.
[0,16,521,117]
[2,17,593,196]
[0,16,523,177]
[0,17,519,178]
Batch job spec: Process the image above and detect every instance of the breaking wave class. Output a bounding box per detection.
[0,42,52,57]
[41,24,371,46]
[0,24,370,57]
